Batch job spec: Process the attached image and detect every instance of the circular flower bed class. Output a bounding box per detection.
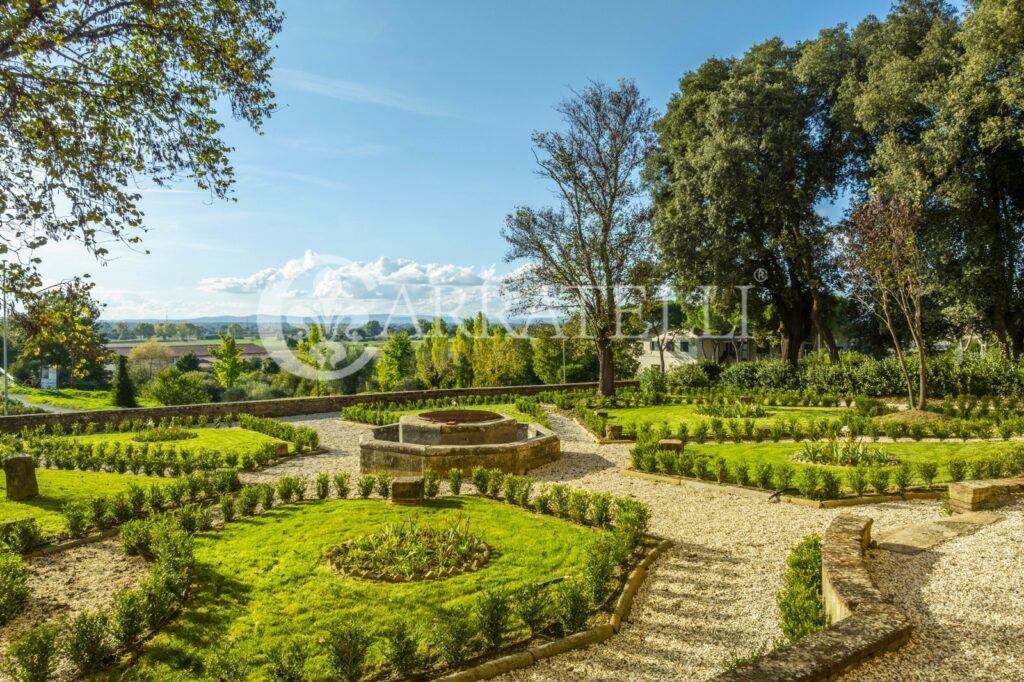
[325,518,492,582]
[132,426,199,443]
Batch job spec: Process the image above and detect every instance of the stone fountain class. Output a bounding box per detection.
[359,409,560,476]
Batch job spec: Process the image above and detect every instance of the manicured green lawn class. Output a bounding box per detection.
[392,403,537,424]
[606,403,848,432]
[69,427,291,455]
[689,440,1019,484]
[120,497,605,680]
[10,386,159,411]
[0,469,174,537]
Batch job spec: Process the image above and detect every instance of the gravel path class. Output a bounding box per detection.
[848,499,1024,682]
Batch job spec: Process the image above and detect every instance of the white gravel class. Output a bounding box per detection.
[262,411,1019,681]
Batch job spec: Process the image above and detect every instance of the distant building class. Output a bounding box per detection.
[637,330,754,372]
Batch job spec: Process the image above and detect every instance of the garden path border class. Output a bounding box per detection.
[712,514,912,681]
[434,538,673,682]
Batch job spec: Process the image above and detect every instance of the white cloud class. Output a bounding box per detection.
[199,250,320,294]
[276,67,456,118]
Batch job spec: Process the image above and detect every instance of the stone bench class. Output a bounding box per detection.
[948,478,1024,514]
[712,515,912,682]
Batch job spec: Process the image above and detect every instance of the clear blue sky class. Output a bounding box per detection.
[40,0,899,320]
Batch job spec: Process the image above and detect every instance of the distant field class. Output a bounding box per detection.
[11,386,160,411]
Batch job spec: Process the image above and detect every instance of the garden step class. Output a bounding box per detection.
[875,512,1002,555]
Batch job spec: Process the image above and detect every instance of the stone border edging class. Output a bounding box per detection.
[948,477,1024,513]
[433,538,673,682]
[713,515,912,682]
[621,469,945,508]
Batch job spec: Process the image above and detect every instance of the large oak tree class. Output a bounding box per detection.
[647,38,850,365]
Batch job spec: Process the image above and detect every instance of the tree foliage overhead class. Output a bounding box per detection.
[0,0,283,295]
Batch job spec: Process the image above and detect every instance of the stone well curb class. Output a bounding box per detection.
[433,538,673,682]
[713,514,912,681]
[622,469,946,507]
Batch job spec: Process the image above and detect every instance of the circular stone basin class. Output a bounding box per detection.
[399,410,518,446]
[418,409,503,424]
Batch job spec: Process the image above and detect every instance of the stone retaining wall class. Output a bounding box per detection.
[0,381,638,433]
[948,477,1024,513]
[714,514,912,682]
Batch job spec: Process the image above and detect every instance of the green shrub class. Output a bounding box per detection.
[324,622,372,682]
[0,552,29,625]
[357,475,375,499]
[916,462,939,488]
[237,486,260,516]
[203,642,253,681]
[332,472,351,499]
[799,467,820,499]
[375,472,393,499]
[120,518,155,558]
[582,536,617,604]
[448,468,463,495]
[553,576,590,635]
[894,462,913,494]
[567,489,591,524]
[65,609,114,675]
[475,589,510,652]
[0,519,42,554]
[431,605,475,667]
[512,582,548,635]
[384,621,421,675]
[777,534,826,643]
[6,623,60,682]
[870,468,891,495]
[471,466,490,495]
[774,463,795,490]
[549,484,571,518]
[258,483,276,511]
[754,462,774,489]
[64,501,90,538]
[267,638,308,682]
[315,472,331,500]
[109,589,147,649]
[424,468,440,498]
[847,466,869,497]
[819,470,842,500]
[590,492,613,528]
[219,495,236,523]
[486,469,505,498]
[612,498,650,558]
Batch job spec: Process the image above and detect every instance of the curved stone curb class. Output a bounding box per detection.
[948,477,1024,513]
[432,538,673,682]
[713,514,912,682]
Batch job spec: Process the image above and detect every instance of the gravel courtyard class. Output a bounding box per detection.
[269,411,1023,681]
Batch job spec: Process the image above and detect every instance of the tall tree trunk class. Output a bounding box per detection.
[810,291,839,362]
[777,308,808,366]
[882,300,916,409]
[596,335,615,397]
